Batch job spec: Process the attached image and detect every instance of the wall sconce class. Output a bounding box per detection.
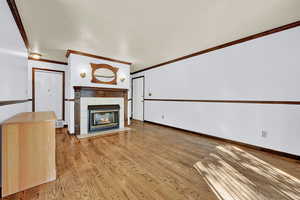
[80,72,86,78]
[119,74,126,82]
[120,77,126,82]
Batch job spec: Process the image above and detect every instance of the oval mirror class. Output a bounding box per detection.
[94,68,115,82]
[91,63,119,85]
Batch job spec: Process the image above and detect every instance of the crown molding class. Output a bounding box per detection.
[66,50,132,65]
[7,0,29,49]
[28,57,68,65]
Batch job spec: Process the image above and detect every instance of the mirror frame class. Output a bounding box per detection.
[90,63,119,85]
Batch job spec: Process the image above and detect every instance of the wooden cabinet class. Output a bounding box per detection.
[1,112,57,197]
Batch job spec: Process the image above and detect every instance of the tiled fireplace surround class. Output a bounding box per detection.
[81,97,124,134]
[74,86,128,135]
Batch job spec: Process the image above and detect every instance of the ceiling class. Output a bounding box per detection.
[16,0,300,72]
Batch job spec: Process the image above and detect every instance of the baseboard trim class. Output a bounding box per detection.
[144,120,300,161]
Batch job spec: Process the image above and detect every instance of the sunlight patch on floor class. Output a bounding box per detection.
[194,145,300,200]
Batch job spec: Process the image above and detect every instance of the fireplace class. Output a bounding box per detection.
[74,86,128,135]
[88,105,120,133]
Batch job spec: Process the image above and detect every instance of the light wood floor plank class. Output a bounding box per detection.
[2,120,300,200]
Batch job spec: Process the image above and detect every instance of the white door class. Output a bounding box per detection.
[34,70,63,119]
[132,77,144,121]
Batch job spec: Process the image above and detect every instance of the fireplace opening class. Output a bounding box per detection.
[88,105,120,133]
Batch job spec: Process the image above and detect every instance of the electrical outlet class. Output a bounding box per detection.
[261,130,268,138]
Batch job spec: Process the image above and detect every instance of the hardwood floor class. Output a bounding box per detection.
[2,120,300,200]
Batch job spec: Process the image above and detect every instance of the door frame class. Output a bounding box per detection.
[131,76,145,121]
[32,67,65,120]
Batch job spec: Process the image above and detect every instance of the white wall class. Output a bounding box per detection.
[67,54,130,99]
[133,26,300,156]
[67,54,131,133]
[144,27,300,101]
[0,1,29,123]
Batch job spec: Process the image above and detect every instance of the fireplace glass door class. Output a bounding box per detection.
[88,105,120,132]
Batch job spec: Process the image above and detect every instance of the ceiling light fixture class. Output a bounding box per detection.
[30,53,42,60]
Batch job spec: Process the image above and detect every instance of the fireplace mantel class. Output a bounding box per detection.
[73,86,128,135]
[74,86,128,92]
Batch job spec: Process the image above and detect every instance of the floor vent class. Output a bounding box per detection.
[56,120,64,128]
